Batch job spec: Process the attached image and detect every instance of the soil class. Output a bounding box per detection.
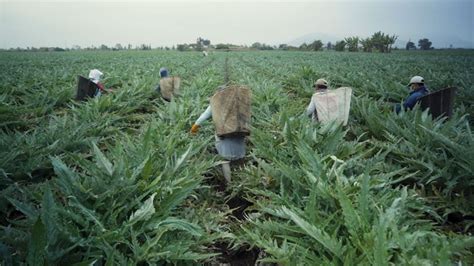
[226,195,253,221]
[444,212,474,234]
[11,166,55,183]
[211,242,260,266]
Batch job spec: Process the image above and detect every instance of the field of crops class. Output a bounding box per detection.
[1,50,473,265]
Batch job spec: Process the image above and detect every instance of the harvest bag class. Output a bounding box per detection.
[419,87,456,119]
[313,87,352,126]
[160,77,181,101]
[76,75,98,101]
[211,86,251,137]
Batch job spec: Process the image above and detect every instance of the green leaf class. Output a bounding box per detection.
[71,259,98,266]
[152,218,203,237]
[358,174,370,225]
[281,206,344,258]
[0,242,13,266]
[337,186,361,237]
[128,193,156,226]
[93,143,114,176]
[174,145,192,172]
[41,185,58,246]
[7,198,38,220]
[69,198,106,232]
[27,218,47,266]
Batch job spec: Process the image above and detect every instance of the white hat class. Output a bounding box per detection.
[408,76,424,86]
[314,78,328,87]
[88,69,103,83]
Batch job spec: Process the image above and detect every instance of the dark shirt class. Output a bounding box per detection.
[396,86,429,113]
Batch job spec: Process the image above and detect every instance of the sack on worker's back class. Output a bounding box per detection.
[313,87,352,126]
[76,75,98,101]
[211,85,251,137]
[160,77,181,101]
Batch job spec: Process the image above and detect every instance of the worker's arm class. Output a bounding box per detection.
[195,105,212,125]
[402,92,422,110]
[305,99,316,117]
[191,105,212,134]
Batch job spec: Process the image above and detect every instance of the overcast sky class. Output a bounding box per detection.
[0,0,473,48]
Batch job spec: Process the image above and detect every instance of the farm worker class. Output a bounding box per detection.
[155,67,181,101]
[88,69,108,97]
[395,76,429,113]
[305,78,329,121]
[190,85,247,183]
[155,67,169,94]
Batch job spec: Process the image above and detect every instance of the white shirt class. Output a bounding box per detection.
[89,69,103,83]
[306,89,328,121]
[306,99,316,119]
[195,105,212,125]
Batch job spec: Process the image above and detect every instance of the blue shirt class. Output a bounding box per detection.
[396,86,429,113]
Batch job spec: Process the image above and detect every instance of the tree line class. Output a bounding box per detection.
[1,33,439,53]
[285,32,432,52]
[253,32,436,52]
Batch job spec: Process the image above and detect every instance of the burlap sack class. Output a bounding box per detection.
[211,86,251,137]
[312,87,352,126]
[160,77,181,101]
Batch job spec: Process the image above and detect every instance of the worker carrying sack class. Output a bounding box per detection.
[160,77,181,101]
[312,87,352,126]
[210,85,251,137]
[76,75,99,101]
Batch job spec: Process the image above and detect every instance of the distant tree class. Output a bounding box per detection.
[299,43,308,50]
[251,42,262,49]
[335,40,346,51]
[418,38,433,50]
[115,43,123,50]
[360,37,373,52]
[177,44,189,51]
[310,40,324,51]
[100,44,109,50]
[406,41,416,50]
[387,34,398,52]
[195,43,203,51]
[326,42,333,50]
[279,44,289,50]
[345,36,359,52]
[370,31,384,52]
[216,44,229,49]
[260,44,274,50]
[369,31,397,53]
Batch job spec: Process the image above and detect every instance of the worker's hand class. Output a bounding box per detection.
[190,124,200,134]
